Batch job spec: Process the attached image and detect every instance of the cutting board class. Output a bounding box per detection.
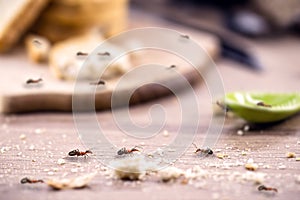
[0,17,219,113]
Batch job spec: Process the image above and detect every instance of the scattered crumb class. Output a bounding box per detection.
[278,165,286,170]
[286,152,296,158]
[285,145,290,149]
[34,128,45,134]
[296,157,300,161]
[163,130,169,137]
[71,168,78,173]
[47,173,96,190]
[241,151,247,156]
[47,171,54,176]
[112,156,158,181]
[295,175,300,184]
[216,153,228,159]
[237,130,244,136]
[57,159,66,165]
[245,163,258,171]
[243,125,250,132]
[158,166,184,182]
[28,145,35,150]
[19,134,26,140]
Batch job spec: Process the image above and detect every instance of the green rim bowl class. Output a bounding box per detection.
[224,92,300,123]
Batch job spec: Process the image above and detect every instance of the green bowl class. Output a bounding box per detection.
[224,92,300,123]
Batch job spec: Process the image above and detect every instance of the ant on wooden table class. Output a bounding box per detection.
[117,146,141,155]
[20,177,44,184]
[68,149,92,157]
[192,143,213,155]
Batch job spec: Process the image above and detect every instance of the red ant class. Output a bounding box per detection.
[258,185,278,192]
[192,143,213,155]
[26,78,43,84]
[90,80,105,85]
[76,51,88,56]
[68,149,92,157]
[166,64,176,69]
[180,34,190,39]
[97,52,110,56]
[20,177,44,184]
[117,146,141,155]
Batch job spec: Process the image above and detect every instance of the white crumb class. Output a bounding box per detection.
[57,159,66,165]
[162,130,169,137]
[237,130,244,136]
[19,134,26,140]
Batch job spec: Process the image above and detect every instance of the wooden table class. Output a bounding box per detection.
[0,9,300,200]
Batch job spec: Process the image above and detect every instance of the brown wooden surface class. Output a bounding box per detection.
[0,9,300,200]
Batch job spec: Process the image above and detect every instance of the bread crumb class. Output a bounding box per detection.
[245,163,258,171]
[25,34,51,63]
[243,125,250,132]
[112,156,158,181]
[278,165,286,170]
[163,130,169,137]
[57,159,66,165]
[216,153,228,159]
[237,130,244,136]
[47,173,96,190]
[19,134,26,140]
[34,128,45,134]
[158,166,184,182]
[286,152,296,158]
[296,157,300,161]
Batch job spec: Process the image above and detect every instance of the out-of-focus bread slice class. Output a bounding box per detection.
[0,0,49,53]
[32,0,128,42]
[49,30,131,81]
[25,34,51,63]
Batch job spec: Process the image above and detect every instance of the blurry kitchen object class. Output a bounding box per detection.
[0,0,128,53]
[0,0,49,53]
[221,92,300,123]
[132,0,262,70]
[32,0,128,42]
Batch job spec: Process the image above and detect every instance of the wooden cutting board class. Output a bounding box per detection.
[0,15,219,113]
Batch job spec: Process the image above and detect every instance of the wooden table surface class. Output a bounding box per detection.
[1,9,300,200]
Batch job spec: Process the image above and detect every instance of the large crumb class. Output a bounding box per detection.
[158,166,184,182]
[111,155,158,181]
[46,173,96,190]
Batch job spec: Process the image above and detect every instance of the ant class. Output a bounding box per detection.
[26,78,43,84]
[166,65,176,69]
[256,101,272,108]
[90,80,105,85]
[68,149,92,157]
[20,177,44,184]
[97,52,110,56]
[258,185,278,192]
[180,34,190,39]
[192,143,213,155]
[117,146,141,155]
[32,39,42,47]
[76,51,88,56]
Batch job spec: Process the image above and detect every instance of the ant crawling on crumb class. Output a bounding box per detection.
[68,149,92,157]
[192,143,213,155]
[117,146,141,155]
[26,78,43,84]
[20,177,44,184]
[258,185,278,192]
